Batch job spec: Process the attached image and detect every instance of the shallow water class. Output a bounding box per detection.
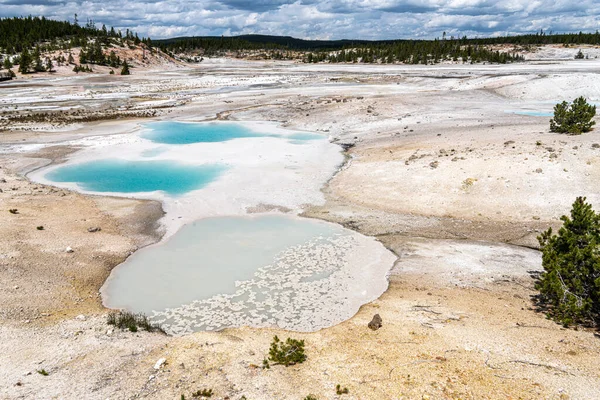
[506,110,553,117]
[142,121,269,144]
[101,214,394,334]
[46,159,225,195]
[141,121,324,145]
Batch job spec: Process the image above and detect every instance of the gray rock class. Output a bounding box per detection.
[368,314,383,330]
[87,227,101,233]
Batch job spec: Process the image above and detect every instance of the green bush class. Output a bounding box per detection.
[536,197,600,326]
[107,311,165,333]
[550,96,596,134]
[264,335,306,367]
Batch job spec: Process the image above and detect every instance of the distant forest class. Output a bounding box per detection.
[155,31,600,51]
[1,16,600,69]
[156,31,600,64]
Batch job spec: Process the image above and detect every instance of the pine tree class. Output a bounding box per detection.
[18,46,31,73]
[120,60,130,75]
[45,57,53,72]
[3,57,12,69]
[550,97,597,134]
[536,197,600,326]
[33,46,45,71]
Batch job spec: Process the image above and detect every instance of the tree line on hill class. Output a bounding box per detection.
[0,16,151,53]
[0,16,150,75]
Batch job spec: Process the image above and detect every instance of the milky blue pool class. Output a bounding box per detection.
[46,159,225,195]
[102,215,342,314]
[100,213,394,335]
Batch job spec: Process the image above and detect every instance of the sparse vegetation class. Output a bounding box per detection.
[575,49,585,59]
[263,335,306,367]
[550,96,596,134]
[106,311,165,333]
[72,64,93,73]
[191,388,213,398]
[335,385,349,395]
[9,209,18,214]
[37,369,49,376]
[36,226,44,230]
[536,197,600,327]
[462,177,478,189]
[304,396,317,400]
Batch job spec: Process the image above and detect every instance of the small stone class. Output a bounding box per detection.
[65,247,74,253]
[368,314,383,330]
[87,227,101,233]
[535,168,543,173]
[76,314,86,321]
[592,143,600,149]
[429,161,439,169]
[154,358,167,370]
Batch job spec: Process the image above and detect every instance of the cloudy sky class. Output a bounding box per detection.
[1,0,599,40]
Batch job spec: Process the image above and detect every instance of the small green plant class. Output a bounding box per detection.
[262,358,270,369]
[575,49,585,59]
[9,209,18,214]
[536,197,600,326]
[550,96,596,134]
[191,388,213,398]
[304,395,318,400]
[266,335,306,367]
[36,226,44,230]
[335,385,349,395]
[107,311,165,333]
[37,369,49,376]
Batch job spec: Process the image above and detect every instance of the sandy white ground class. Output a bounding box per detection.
[2,46,600,399]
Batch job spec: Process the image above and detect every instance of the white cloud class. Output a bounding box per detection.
[0,0,598,39]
